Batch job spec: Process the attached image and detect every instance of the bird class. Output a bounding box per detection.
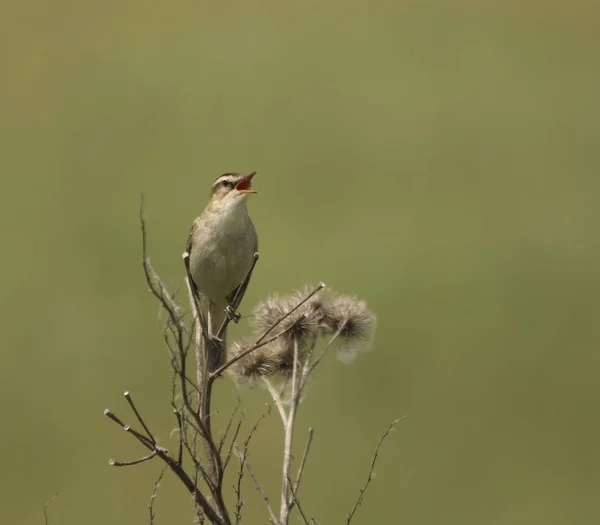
[184,172,258,370]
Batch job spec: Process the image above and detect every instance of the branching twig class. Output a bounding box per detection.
[236,450,279,525]
[125,391,156,444]
[43,493,58,525]
[149,467,166,525]
[109,452,157,467]
[293,428,314,499]
[233,406,271,525]
[287,476,311,525]
[346,416,408,524]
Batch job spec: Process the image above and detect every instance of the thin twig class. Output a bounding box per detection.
[104,410,154,450]
[105,409,223,524]
[219,398,242,454]
[233,406,271,525]
[293,428,314,498]
[263,378,287,422]
[223,415,244,473]
[346,416,407,524]
[236,448,279,525]
[140,194,188,336]
[124,391,156,444]
[287,476,311,525]
[43,493,58,525]
[173,408,184,465]
[110,452,157,467]
[148,467,166,525]
[307,322,345,376]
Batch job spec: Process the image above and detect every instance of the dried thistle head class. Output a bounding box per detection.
[227,337,278,384]
[320,294,376,363]
[227,337,310,384]
[251,286,323,348]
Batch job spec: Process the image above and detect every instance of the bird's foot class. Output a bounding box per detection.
[225,304,241,324]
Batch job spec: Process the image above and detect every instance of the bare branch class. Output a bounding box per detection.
[124,391,156,444]
[287,476,311,525]
[219,397,242,454]
[293,428,314,498]
[307,321,346,377]
[104,410,154,450]
[140,194,188,336]
[263,378,287,422]
[233,406,271,525]
[43,493,58,525]
[149,467,167,525]
[223,415,244,473]
[109,452,157,467]
[235,448,279,525]
[346,417,407,524]
[173,408,184,466]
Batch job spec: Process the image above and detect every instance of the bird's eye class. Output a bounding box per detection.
[221,180,232,188]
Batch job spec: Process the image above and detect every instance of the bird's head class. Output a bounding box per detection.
[208,172,257,212]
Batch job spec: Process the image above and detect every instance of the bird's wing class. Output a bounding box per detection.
[184,218,199,296]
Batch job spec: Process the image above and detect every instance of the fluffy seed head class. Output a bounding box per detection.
[320,295,376,363]
[251,286,324,348]
[227,338,278,383]
[227,337,311,383]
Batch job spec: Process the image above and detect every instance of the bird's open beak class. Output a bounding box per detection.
[235,172,257,194]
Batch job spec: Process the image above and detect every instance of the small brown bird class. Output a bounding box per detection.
[184,172,258,368]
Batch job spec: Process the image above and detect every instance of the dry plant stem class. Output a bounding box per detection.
[110,452,157,467]
[184,273,223,509]
[140,195,187,337]
[236,450,279,525]
[104,402,224,525]
[43,493,58,525]
[287,476,311,525]
[345,416,408,525]
[293,428,314,498]
[233,407,271,525]
[280,339,301,523]
[262,328,344,525]
[148,467,166,525]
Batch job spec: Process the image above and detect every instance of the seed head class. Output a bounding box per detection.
[227,338,278,383]
[251,286,323,348]
[321,294,376,363]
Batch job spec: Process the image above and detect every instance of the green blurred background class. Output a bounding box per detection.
[1,1,600,523]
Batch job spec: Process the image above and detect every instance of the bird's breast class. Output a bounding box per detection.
[189,211,257,303]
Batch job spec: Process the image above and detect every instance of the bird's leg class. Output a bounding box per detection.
[225,304,241,323]
[224,287,242,323]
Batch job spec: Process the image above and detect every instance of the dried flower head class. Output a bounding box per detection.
[227,337,278,383]
[251,286,324,349]
[321,295,376,363]
[227,337,311,384]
